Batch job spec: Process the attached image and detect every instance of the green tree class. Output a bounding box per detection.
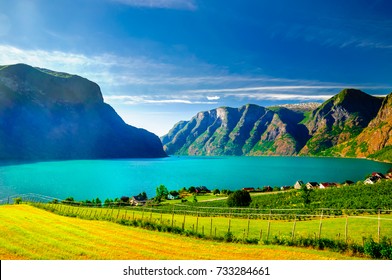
[188,186,196,193]
[300,185,313,206]
[13,197,22,205]
[212,189,220,195]
[155,184,169,202]
[95,197,102,207]
[138,192,148,200]
[227,190,252,207]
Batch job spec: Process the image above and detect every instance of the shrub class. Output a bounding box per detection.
[227,190,252,207]
[13,197,22,205]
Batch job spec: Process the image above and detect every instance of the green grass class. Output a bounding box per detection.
[0,204,361,260]
[35,201,392,244]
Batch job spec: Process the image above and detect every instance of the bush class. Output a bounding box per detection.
[227,190,252,207]
[13,197,22,205]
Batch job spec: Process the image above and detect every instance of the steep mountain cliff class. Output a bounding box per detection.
[300,89,383,155]
[327,92,392,160]
[162,89,391,161]
[0,64,166,160]
[162,104,310,156]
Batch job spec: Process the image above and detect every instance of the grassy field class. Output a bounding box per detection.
[37,202,392,244]
[0,204,363,260]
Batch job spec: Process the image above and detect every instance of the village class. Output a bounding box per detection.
[128,170,392,206]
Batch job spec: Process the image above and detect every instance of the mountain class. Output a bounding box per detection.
[300,89,383,155]
[161,89,391,161]
[0,64,166,160]
[162,104,310,156]
[326,92,392,160]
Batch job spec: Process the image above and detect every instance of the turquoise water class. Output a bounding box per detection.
[0,156,391,201]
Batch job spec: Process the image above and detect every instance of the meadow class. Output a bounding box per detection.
[0,204,361,260]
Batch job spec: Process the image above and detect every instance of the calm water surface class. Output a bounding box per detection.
[0,156,390,200]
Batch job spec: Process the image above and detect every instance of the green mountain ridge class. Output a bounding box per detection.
[161,89,391,162]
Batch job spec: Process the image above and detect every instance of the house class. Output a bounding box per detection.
[167,194,180,200]
[263,186,273,192]
[319,182,337,189]
[306,182,319,189]
[372,172,386,179]
[364,176,379,185]
[242,187,255,192]
[130,195,147,206]
[195,186,210,193]
[281,186,291,191]
[294,180,305,190]
[385,173,392,179]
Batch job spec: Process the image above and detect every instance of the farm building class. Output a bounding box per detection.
[294,180,305,189]
[130,195,147,206]
[306,182,319,189]
[319,182,337,189]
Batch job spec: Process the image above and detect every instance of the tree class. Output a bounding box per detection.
[300,185,312,206]
[188,186,196,193]
[227,190,252,207]
[138,192,148,200]
[13,197,22,205]
[155,184,169,202]
[170,190,179,196]
[95,197,102,207]
[212,189,220,195]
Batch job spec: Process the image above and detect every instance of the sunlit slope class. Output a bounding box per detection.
[0,205,359,260]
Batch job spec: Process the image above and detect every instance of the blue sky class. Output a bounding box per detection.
[0,0,392,136]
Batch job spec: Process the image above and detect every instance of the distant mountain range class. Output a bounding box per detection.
[0,64,166,160]
[161,89,392,162]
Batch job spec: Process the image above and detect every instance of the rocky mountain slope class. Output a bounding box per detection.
[0,64,166,160]
[162,89,391,161]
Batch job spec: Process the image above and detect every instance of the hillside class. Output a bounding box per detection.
[161,89,390,161]
[301,89,383,155]
[0,204,355,260]
[0,64,166,160]
[326,93,392,160]
[162,104,310,156]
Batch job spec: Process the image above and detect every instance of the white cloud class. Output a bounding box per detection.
[187,85,389,94]
[111,0,197,10]
[1,44,389,107]
[104,95,218,105]
[226,93,334,101]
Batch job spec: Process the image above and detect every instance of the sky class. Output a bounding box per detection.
[0,0,392,136]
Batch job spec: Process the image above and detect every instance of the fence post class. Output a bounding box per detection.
[171,206,175,227]
[345,215,348,243]
[247,214,250,238]
[318,209,323,239]
[291,215,297,241]
[267,210,271,240]
[378,209,381,243]
[116,208,120,220]
[228,218,231,233]
[259,229,263,241]
[196,212,199,233]
[210,218,213,237]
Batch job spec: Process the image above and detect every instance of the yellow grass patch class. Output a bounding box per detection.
[0,205,363,260]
